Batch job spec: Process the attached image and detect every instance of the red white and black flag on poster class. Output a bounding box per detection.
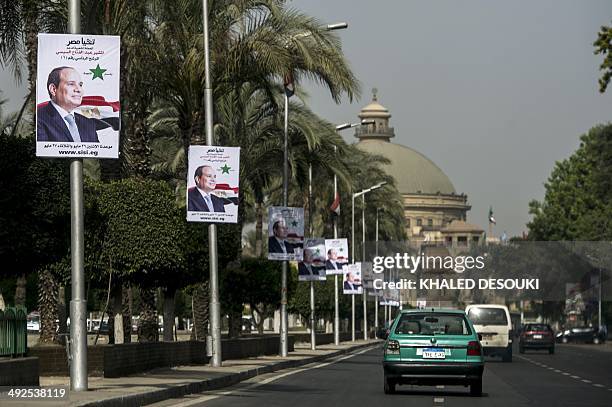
[329,192,340,216]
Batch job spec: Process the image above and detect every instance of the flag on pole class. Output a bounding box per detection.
[283,72,295,97]
[488,206,496,224]
[329,192,340,215]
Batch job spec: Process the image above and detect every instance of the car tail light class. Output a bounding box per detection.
[467,340,482,356]
[386,340,400,355]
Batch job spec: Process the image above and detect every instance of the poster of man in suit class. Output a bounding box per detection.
[268,206,304,261]
[187,146,240,223]
[36,33,120,158]
[298,238,327,281]
[324,239,349,275]
[343,263,362,294]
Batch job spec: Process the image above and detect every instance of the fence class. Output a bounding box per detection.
[0,307,28,357]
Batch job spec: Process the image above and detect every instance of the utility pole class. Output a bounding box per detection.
[68,0,87,392]
[202,0,222,367]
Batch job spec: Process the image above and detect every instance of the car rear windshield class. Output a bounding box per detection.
[467,307,508,325]
[524,324,550,331]
[394,313,472,335]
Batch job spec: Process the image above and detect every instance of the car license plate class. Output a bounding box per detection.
[422,348,445,359]
[533,334,542,339]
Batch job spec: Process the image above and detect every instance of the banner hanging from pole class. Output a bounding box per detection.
[268,206,304,261]
[187,146,240,223]
[36,33,120,158]
[298,238,327,281]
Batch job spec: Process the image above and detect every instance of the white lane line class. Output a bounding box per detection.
[562,372,570,376]
[553,369,561,373]
[168,346,376,406]
[593,384,605,388]
[433,397,445,403]
[582,379,592,383]
[571,375,581,379]
[436,385,445,389]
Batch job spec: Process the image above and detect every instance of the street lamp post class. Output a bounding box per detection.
[374,208,380,337]
[351,181,385,341]
[280,22,349,357]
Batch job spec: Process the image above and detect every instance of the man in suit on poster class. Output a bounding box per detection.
[268,220,295,254]
[37,66,99,143]
[188,165,226,212]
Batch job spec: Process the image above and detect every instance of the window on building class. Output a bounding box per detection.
[457,236,468,246]
[472,236,480,245]
[407,218,411,227]
[416,218,422,227]
[427,218,433,227]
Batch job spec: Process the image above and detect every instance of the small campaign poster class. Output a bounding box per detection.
[36,33,120,158]
[343,263,363,295]
[324,238,349,275]
[187,146,240,223]
[268,207,304,261]
[298,238,327,281]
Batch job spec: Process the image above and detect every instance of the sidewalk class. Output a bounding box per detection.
[7,340,380,407]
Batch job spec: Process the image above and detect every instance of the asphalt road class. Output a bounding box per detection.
[155,343,612,407]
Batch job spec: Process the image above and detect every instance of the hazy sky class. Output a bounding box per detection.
[2,1,611,237]
[289,0,612,237]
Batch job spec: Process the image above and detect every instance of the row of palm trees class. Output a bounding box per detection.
[1,0,406,341]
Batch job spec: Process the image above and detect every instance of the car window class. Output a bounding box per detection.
[467,307,508,325]
[525,324,550,331]
[394,313,471,335]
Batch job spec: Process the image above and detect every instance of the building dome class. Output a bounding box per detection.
[355,89,456,195]
[356,139,456,195]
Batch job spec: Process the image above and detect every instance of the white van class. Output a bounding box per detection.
[466,304,513,362]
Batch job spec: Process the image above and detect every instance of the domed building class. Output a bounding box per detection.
[355,90,484,248]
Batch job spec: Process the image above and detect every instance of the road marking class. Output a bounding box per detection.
[436,385,445,389]
[571,375,580,379]
[562,372,570,375]
[582,379,592,383]
[433,397,445,403]
[166,346,376,406]
[553,369,561,373]
[593,384,605,388]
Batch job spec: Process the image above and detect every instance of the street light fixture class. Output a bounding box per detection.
[351,181,386,341]
[280,22,349,357]
[333,119,374,346]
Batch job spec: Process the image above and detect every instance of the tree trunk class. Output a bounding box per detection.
[57,285,67,343]
[190,282,209,340]
[138,287,158,343]
[112,283,124,344]
[163,287,176,342]
[228,309,242,338]
[122,282,132,343]
[38,268,58,344]
[255,201,263,257]
[15,273,27,307]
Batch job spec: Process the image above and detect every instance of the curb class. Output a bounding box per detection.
[76,341,381,407]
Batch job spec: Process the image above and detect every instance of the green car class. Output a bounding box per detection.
[382,308,484,396]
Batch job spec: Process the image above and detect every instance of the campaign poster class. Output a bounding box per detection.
[343,263,362,295]
[36,33,120,158]
[268,207,304,261]
[298,238,327,281]
[186,146,240,223]
[324,238,349,275]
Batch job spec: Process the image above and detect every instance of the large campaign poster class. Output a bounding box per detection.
[36,34,120,158]
[343,263,363,294]
[187,146,240,223]
[298,238,327,281]
[324,238,349,275]
[268,207,304,261]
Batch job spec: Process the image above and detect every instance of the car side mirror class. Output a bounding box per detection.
[478,333,482,341]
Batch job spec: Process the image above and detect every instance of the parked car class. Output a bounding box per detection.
[556,326,606,344]
[466,304,513,362]
[27,312,40,333]
[519,323,555,354]
[382,308,484,396]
